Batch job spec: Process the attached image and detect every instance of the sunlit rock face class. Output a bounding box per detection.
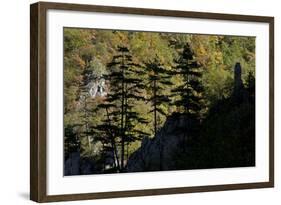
[88,78,107,98]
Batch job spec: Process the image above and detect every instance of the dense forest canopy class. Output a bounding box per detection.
[63,28,255,175]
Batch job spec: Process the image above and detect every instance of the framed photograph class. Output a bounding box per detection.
[30,1,274,202]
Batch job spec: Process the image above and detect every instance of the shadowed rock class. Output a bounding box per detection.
[126,114,187,172]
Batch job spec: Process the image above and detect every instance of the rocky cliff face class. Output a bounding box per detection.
[126,113,187,172]
[126,62,255,172]
[64,63,254,175]
[88,77,107,98]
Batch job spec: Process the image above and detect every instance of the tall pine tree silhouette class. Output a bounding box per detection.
[145,59,172,137]
[95,46,148,172]
[171,43,204,141]
[144,59,172,170]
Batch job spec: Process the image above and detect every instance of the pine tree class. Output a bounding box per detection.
[95,46,149,172]
[171,43,205,139]
[94,103,121,172]
[64,125,80,160]
[144,59,172,170]
[145,59,172,137]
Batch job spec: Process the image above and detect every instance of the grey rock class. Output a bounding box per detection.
[126,114,187,172]
[88,78,107,98]
[64,151,80,175]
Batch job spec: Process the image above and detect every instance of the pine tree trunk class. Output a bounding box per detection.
[87,135,91,150]
[184,74,189,151]
[120,53,125,171]
[111,139,120,171]
[105,107,120,171]
[153,79,157,137]
[123,86,128,169]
